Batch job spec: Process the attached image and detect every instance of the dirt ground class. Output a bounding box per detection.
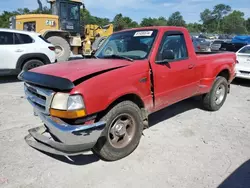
[0,76,250,188]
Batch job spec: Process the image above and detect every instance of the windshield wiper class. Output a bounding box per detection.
[103,54,134,62]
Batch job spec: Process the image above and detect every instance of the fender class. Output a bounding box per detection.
[16,53,51,70]
[40,29,70,39]
[200,62,232,93]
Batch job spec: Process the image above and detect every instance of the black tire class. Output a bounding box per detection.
[92,101,144,161]
[47,36,71,62]
[22,59,44,71]
[202,76,228,111]
[92,36,107,51]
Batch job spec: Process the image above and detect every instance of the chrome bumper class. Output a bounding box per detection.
[25,111,106,156]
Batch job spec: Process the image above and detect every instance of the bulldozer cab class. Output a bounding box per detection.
[49,0,83,35]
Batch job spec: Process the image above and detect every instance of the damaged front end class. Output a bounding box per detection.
[18,71,106,157]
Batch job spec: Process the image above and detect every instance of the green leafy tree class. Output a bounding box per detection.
[187,23,204,33]
[212,4,232,31]
[113,14,139,31]
[245,18,250,33]
[221,10,247,34]
[200,9,217,32]
[140,16,167,26]
[168,11,186,26]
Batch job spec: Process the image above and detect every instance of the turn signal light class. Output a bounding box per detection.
[50,109,86,119]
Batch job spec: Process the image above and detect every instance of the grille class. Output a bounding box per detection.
[24,83,55,115]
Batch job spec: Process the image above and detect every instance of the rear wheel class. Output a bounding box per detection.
[92,101,144,161]
[47,36,71,62]
[22,59,44,71]
[202,76,228,111]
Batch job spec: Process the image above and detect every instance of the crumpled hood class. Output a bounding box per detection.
[31,59,131,82]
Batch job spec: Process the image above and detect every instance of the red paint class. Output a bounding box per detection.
[31,26,236,116]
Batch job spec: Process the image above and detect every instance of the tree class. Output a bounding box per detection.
[140,17,167,27]
[212,4,232,31]
[168,11,186,26]
[113,14,139,31]
[246,18,250,33]
[221,11,247,34]
[200,9,217,32]
[187,23,204,33]
[80,8,110,26]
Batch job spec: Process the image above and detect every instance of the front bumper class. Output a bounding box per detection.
[25,111,106,156]
[235,70,250,80]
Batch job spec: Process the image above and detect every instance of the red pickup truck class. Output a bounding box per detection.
[19,26,236,161]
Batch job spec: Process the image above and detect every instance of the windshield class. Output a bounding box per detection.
[95,29,158,60]
[239,46,250,54]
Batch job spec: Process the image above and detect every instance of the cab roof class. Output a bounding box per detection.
[114,26,188,34]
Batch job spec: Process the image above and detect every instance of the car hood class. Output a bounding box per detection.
[31,59,131,82]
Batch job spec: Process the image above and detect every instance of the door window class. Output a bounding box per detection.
[157,33,188,61]
[69,4,79,20]
[60,3,68,19]
[0,32,14,45]
[23,22,36,32]
[15,33,34,44]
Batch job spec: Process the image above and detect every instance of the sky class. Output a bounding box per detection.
[0,0,249,23]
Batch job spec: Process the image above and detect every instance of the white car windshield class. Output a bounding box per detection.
[95,29,158,60]
[239,46,250,54]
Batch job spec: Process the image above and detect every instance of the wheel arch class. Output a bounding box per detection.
[96,93,148,126]
[16,53,51,70]
[217,68,230,81]
[41,30,70,41]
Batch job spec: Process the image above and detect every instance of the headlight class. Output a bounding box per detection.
[51,93,69,110]
[67,95,85,110]
[50,93,86,119]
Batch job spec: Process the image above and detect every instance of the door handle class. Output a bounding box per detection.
[15,49,24,52]
[188,64,195,69]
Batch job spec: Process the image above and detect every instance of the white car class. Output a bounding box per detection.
[0,28,56,76]
[235,45,250,80]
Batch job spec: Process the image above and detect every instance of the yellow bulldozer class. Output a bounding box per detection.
[9,0,113,61]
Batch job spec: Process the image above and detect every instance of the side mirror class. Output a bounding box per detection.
[162,49,175,60]
[156,49,175,64]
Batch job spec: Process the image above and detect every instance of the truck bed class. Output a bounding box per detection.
[196,51,236,66]
[196,51,232,55]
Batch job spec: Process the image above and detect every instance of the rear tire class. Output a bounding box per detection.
[47,36,71,62]
[92,101,144,161]
[22,59,44,71]
[202,76,228,111]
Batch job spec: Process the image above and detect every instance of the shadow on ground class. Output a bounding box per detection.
[218,159,250,188]
[232,78,250,88]
[39,150,100,165]
[148,96,202,127]
[0,75,21,84]
[41,97,202,165]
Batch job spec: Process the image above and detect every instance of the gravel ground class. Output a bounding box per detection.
[0,76,250,188]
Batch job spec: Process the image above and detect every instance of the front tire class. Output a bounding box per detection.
[202,76,228,111]
[92,101,144,161]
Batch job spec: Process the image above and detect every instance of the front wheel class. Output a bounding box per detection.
[92,101,144,161]
[202,76,228,111]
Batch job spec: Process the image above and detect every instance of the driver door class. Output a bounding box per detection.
[152,31,198,109]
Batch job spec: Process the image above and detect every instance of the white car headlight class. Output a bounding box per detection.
[51,93,85,110]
